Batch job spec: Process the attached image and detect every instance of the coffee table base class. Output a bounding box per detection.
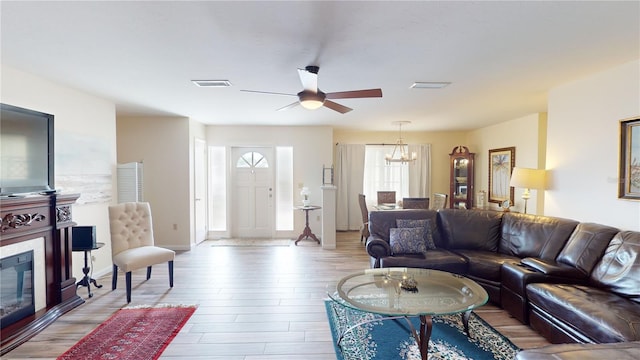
[411,311,472,360]
[416,315,433,360]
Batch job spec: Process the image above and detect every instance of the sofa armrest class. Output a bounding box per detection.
[366,236,391,259]
[520,257,586,278]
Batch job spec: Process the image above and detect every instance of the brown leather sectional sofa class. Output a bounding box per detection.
[365,208,640,349]
[515,341,640,359]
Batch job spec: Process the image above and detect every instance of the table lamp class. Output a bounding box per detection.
[509,167,546,214]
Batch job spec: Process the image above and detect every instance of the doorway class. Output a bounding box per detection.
[194,138,207,245]
[231,147,274,238]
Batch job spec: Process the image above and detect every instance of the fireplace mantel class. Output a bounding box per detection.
[0,194,83,355]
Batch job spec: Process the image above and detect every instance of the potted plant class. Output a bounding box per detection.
[300,187,310,207]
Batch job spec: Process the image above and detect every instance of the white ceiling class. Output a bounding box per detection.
[1,1,638,131]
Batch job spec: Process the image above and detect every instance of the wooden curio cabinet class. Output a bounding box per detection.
[449,146,475,209]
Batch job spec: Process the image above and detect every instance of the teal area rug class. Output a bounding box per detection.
[325,300,519,360]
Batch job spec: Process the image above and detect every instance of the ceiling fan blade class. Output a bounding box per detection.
[241,89,296,96]
[298,68,318,93]
[276,101,300,112]
[326,88,383,99]
[323,100,352,114]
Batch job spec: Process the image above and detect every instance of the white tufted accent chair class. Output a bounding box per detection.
[108,202,175,303]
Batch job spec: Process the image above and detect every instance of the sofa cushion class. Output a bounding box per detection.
[555,222,619,276]
[397,218,436,249]
[527,283,640,342]
[437,209,503,251]
[454,249,520,282]
[380,249,468,275]
[590,231,640,303]
[369,209,441,244]
[389,227,426,254]
[499,213,578,259]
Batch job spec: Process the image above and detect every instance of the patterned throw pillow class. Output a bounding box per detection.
[389,227,426,255]
[396,219,436,250]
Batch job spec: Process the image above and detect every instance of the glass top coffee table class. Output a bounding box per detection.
[328,267,488,360]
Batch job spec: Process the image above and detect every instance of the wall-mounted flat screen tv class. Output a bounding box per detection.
[0,103,54,196]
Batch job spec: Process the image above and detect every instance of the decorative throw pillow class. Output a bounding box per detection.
[396,219,436,250]
[389,227,426,255]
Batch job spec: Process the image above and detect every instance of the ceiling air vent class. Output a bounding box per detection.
[192,80,232,87]
[410,82,450,89]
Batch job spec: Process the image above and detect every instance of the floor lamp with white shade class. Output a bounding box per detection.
[509,167,546,214]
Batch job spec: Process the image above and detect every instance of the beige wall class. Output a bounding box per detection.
[116,116,192,249]
[467,113,547,214]
[332,130,467,197]
[1,65,117,280]
[546,59,640,230]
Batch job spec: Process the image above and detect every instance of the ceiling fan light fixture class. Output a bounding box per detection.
[298,91,326,110]
[410,82,450,89]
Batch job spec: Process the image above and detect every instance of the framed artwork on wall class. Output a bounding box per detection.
[323,165,334,185]
[488,147,515,204]
[619,117,640,200]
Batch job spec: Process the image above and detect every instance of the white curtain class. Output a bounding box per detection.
[335,144,365,231]
[408,144,431,198]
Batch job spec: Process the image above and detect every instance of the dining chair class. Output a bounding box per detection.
[358,194,370,242]
[429,193,448,210]
[109,202,175,303]
[402,197,430,209]
[377,191,396,205]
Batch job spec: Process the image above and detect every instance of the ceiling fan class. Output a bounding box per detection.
[241,65,382,114]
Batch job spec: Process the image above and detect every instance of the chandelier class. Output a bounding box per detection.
[385,121,417,164]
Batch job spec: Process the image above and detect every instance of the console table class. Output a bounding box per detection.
[294,205,321,245]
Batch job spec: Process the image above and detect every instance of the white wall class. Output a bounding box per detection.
[1,65,117,279]
[207,125,333,238]
[546,59,640,230]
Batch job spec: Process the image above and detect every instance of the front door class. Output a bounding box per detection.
[231,147,274,238]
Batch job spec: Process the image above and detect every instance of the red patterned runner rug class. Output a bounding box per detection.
[57,304,196,360]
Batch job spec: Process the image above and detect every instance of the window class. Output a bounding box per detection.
[363,145,409,204]
[236,151,268,168]
[208,146,226,231]
[275,147,293,231]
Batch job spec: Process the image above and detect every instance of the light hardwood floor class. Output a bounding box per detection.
[4,231,550,359]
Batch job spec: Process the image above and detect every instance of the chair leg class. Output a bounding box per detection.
[125,271,132,303]
[146,266,152,280]
[168,261,174,287]
[112,264,118,290]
